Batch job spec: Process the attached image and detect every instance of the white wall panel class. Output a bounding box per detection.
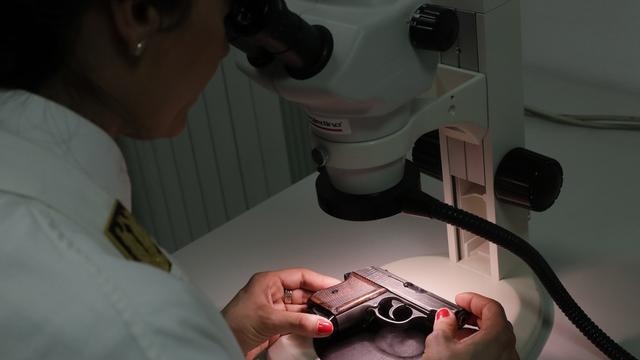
[185,96,229,230]
[134,141,177,250]
[220,59,270,208]
[153,139,192,249]
[170,124,211,241]
[120,58,293,252]
[521,0,640,94]
[202,65,249,219]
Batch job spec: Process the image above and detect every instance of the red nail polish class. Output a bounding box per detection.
[317,320,333,335]
[436,308,451,321]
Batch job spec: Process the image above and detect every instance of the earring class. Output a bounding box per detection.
[133,40,146,57]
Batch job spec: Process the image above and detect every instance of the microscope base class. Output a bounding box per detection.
[267,255,552,360]
[383,256,553,359]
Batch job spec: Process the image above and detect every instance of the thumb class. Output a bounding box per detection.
[266,311,335,339]
[425,308,458,351]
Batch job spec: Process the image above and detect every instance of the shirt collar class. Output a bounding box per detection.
[0,90,131,209]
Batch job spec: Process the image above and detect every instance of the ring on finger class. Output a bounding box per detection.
[283,289,294,304]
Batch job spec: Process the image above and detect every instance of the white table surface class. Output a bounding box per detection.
[174,69,640,359]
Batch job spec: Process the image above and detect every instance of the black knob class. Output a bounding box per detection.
[311,147,328,168]
[409,5,459,52]
[495,148,563,212]
[411,130,443,181]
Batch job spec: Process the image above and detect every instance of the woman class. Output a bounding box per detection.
[0,1,518,359]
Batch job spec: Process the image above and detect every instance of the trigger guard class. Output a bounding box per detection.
[372,298,430,328]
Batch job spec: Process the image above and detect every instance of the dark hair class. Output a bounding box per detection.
[0,0,190,92]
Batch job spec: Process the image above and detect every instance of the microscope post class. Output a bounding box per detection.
[385,0,553,357]
[441,0,529,280]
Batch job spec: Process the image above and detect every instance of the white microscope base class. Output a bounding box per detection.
[268,256,553,360]
[384,256,553,359]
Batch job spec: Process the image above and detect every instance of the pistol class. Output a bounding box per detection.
[308,266,470,335]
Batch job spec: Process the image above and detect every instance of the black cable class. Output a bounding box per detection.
[403,191,637,360]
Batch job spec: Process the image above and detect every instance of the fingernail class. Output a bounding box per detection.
[435,308,451,321]
[317,320,333,335]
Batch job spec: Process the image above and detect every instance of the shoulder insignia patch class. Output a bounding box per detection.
[104,201,172,272]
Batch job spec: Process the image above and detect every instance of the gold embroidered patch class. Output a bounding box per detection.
[104,201,172,272]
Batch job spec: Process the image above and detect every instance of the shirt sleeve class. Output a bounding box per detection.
[102,260,246,360]
[0,196,245,360]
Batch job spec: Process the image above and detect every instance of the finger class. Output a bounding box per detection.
[287,289,313,304]
[245,343,268,360]
[455,327,477,341]
[424,308,458,357]
[270,301,308,313]
[264,310,334,338]
[273,268,341,293]
[284,304,308,313]
[455,293,517,352]
[432,308,458,338]
[274,288,313,304]
[455,292,509,330]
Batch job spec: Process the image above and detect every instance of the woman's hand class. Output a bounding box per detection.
[222,268,341,359]
[423,292,519,360]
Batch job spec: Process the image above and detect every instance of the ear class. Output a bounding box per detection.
[109,0,162,55]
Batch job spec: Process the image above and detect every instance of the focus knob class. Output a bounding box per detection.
[409,4,459,52]
[412,130,443,181]
[495,148,563,212]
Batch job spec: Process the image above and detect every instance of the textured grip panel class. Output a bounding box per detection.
[309,273,386,315]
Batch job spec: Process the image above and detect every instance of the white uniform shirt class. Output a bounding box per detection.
[0,91,244,360]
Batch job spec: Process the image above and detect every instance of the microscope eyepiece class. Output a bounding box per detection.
[225,0,333,80]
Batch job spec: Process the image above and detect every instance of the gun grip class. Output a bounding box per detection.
[308,273,387,316]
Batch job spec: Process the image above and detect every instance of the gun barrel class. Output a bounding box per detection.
[357,268,455,308]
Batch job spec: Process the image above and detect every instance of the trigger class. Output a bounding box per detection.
[387,299,404,320]
[389,300,413,322]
